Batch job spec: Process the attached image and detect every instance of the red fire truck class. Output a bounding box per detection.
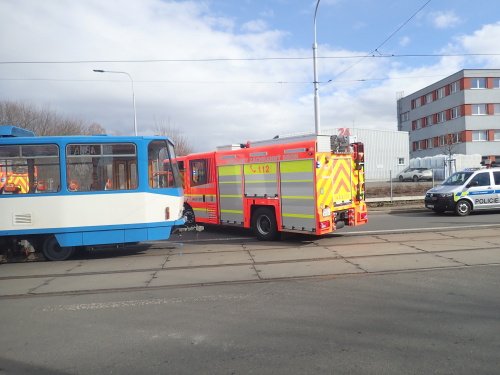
[178,134,367,240]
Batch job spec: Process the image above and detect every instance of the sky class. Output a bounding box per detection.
[1,0,500,152]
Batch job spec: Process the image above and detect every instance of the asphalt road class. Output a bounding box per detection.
[1,266,499,374]
[174,207,500,242]
[1,210,500,374]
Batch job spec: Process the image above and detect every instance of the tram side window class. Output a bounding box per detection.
[66,143,137,192]
[0,144,60,194]
[148,140,181,188]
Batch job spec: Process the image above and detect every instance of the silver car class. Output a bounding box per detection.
[397,168,433,182]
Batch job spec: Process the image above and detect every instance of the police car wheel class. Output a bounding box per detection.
[42,236,76,261]
[455,200,471,216]
[398,176,403,182]
[412,175,419,182]
[252,207,278,241]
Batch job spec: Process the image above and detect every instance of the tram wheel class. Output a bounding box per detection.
[183,206,196,227]
[42,236,76,261]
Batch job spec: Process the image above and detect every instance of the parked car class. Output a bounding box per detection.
[397,168,433,182]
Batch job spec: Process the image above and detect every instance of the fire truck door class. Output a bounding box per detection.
[218,165,243,225]
[188,158,216,223]
[279,160,316,232]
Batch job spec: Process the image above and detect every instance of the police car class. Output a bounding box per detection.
[425,167,500,216]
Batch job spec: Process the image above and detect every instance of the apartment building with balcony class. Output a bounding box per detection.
[397,69,500,165]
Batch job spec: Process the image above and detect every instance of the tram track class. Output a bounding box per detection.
[2,226,500,298]
[5,243,499,282]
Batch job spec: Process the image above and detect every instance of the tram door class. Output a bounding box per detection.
[113,160,137,190]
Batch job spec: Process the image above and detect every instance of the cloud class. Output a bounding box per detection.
[241,19,268,33]
[429,10,461,29]
[0,1,497,153]
[447,22,500,69]
[399,36,411,47]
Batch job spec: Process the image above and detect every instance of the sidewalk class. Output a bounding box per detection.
[366,196,425,212]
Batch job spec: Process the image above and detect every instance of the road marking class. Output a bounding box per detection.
[41,294,247,312]
[342,223,500,235]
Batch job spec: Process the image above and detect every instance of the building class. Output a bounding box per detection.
[397,69,500,165]
[322,127,409,181]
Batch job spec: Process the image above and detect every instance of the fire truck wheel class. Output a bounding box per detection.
[42,236,76,261]
[252,207,278,241]
[183,206,196,227]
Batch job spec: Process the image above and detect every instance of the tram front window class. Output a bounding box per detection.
[148,140,181,189]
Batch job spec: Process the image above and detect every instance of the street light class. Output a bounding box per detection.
[313,0,321,135]
[93,69,137,136]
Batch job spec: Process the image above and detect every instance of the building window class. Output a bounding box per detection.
[398,158,405,166]
[472,104,487,115]
[450,81,459,94]
[470,78,486,89]
[437,111,446,123]
[428,138,433,149]
[426,115,433,126]
[494,130,500,141]
[400,111,409,122]
[494,104,500,115]
[415,97,421,108]
[439,135,446,146]
[437,87,445,99]
[452,133,461,143]
[451,107,460,119]
[416,119,422,129]
[493,78,500,89]
[472,131,488,141]
[426,93,433,104]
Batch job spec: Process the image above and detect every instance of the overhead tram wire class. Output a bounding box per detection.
[3,52,500,66]
[324,0,434,84]
[0,73,456,85]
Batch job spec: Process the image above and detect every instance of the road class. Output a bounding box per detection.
[175,206,500,241]
[346,206,500,233]
[1,210,500,374]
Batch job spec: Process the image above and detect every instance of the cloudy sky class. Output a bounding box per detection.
[1,0,500,151]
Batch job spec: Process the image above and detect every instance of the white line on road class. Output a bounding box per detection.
[41,294,247,312]
[342,223,500,235]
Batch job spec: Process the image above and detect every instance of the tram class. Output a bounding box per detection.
[0,126,185,260]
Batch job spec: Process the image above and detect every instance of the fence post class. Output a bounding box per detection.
[390,170,393,202]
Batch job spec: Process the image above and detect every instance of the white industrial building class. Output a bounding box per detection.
[322,127,409,181]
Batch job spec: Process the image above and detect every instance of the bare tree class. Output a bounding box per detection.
[0,101,106,136]
[154,118,193,156]
[440,133,458,176]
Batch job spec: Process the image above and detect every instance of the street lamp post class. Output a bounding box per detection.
[93,69,137,136]
[313,0,321,135]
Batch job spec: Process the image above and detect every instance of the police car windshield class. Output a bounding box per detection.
[442,171,473,186]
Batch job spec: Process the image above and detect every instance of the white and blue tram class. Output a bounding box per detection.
[0,126,184,260]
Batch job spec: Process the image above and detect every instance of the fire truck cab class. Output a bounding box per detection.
[178,134,367,240]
